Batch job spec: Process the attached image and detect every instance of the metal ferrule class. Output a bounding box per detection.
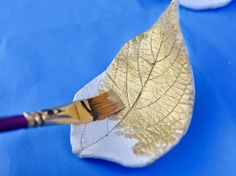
[23,100,94,127]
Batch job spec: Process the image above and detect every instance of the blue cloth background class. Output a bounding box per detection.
[0,0,235,175]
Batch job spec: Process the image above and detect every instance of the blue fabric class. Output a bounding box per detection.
[0,0,235,175]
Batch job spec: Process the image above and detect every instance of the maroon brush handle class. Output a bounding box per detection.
[0,115,28,132]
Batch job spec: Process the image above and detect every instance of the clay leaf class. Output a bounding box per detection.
[71,0,194,167]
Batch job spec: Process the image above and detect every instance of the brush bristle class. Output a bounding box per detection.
[88,90,124,120]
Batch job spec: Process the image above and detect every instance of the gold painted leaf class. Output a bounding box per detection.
[71,0,194,166]
[100,0,194,156]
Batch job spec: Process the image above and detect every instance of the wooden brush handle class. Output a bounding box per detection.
[0,115,28,132]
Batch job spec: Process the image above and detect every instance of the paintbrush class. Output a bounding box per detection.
[0,90,124,132]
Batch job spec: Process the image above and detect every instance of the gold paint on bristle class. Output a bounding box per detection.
[88,90,125,120]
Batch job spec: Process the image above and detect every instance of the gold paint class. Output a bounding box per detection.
[98,0,194,157]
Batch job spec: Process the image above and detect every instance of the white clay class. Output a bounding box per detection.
[70,0,195,167]
[179,0,232,10]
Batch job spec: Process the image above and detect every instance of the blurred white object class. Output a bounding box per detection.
[179,0,232,10]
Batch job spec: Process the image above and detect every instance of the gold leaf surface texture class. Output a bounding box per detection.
[80,0,194,160]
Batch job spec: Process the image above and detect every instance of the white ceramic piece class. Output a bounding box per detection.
[179,0,232,10]
[70,0,194,167]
